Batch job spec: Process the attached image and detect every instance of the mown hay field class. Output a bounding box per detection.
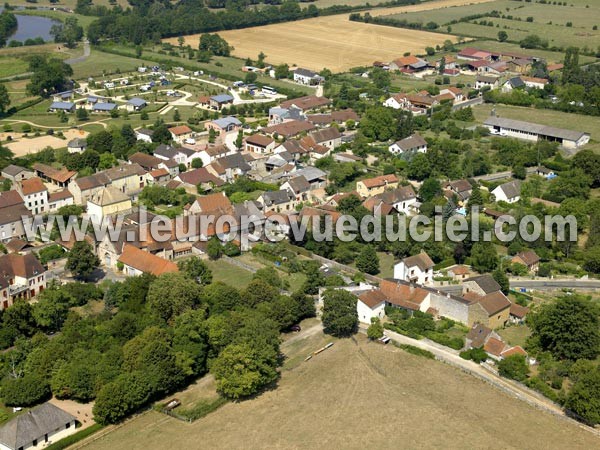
[164,0,496,72]
[84,334,598,450]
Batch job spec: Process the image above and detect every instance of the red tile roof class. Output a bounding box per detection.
[20,177,46,195]
[118,244,179,276]
[168,125,193,136]
[483,337,506,357]
[358,289,387,308]
[379,279,429,310]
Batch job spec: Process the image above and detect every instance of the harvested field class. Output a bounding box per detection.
[85,334,598,450]
[164,0,495,72]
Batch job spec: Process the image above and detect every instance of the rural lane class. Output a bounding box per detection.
[65,40,91,65]
[509,279,600,290]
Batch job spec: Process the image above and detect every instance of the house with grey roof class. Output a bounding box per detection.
[209,94,234,110]
[126,97,147,111]
[135,128,154,143]
[0,402,76,450]
[501,77,526,93]
[258,189,296,213]
[67,138,87,154]
[92,102,117,113]
[48,102,75,113]
[205,116,242,134]
[1,165,32,183]
[492,179,522,204]
[293,68,324,86]
[388,133,427,155]
[484,116,589,149]
[268,106,305,125]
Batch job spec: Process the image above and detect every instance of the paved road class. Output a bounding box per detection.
[452,97,483,111]
[65,40,91,65]
[510,279,600,290]
[474,167,537,182]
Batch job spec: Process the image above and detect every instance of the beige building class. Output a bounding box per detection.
[356,174,399,198]
[69,164,149,205]
[86,186,132,224]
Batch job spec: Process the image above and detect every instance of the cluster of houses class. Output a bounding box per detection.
[332,252,532,361]
[48,91,148,115]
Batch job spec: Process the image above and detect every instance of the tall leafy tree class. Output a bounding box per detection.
[356,246,380,275]
[528,295,600,361]
[66,241,99,279]
[322,289,358,337]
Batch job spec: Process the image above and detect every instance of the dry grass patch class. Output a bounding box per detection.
[85,334,598,450]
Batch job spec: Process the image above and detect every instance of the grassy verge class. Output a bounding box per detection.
[394,343,435,359]
[45,423,104,450]
[176,397,228,422]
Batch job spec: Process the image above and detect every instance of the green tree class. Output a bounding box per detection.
[211,342,278,399]
[93,372,152,425]
[50,17,83,48]
[146,272,201,323]
[497,30,508,42]
[235,130,243,150]
[1,374,51,406]
[177,257,213,285]
[356,246,380,275]
[302,261,325,295]
[32,286,72,331]
[66,241,99,279]
[201,282,241,315]
[492,268,509,294]
[367,317,384,340]
[0,83,10,114]
[565,366,600,425]
[528,295,600,360]
[470,242,499,273]
[26,56,73,97]
[274,63,290,79]
[322,289,358,337]
[419,177,441,202]
[172,309,208,377]
[468,186,484,213]
[173,108,180,122]
[498,354,529,381]
[206,236,223,260]
[407,153,432,181]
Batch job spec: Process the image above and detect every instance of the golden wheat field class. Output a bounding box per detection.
[165,0,495,72]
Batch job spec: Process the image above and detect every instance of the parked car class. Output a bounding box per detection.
[290,325,301,332]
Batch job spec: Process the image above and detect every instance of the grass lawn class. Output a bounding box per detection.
[70,51,155,80]
[204,258,255,288]
[83,333,599,450]
[377,251,395,278]
[497,324,531,348]
[0,56,29,79]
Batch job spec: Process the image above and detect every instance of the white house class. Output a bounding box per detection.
[475,75,500,90]
[388,133,427,155]
[0,402,77,450]
[357,289,387,324]
[17,177,48,215]
[383,94,410,110]
[135,128,154,143]
[293,68,324,85]
[492,180,522,203]
[393,251,434,285]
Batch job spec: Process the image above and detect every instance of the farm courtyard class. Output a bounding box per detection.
[84,334,597,450]
[164,0,496,72]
